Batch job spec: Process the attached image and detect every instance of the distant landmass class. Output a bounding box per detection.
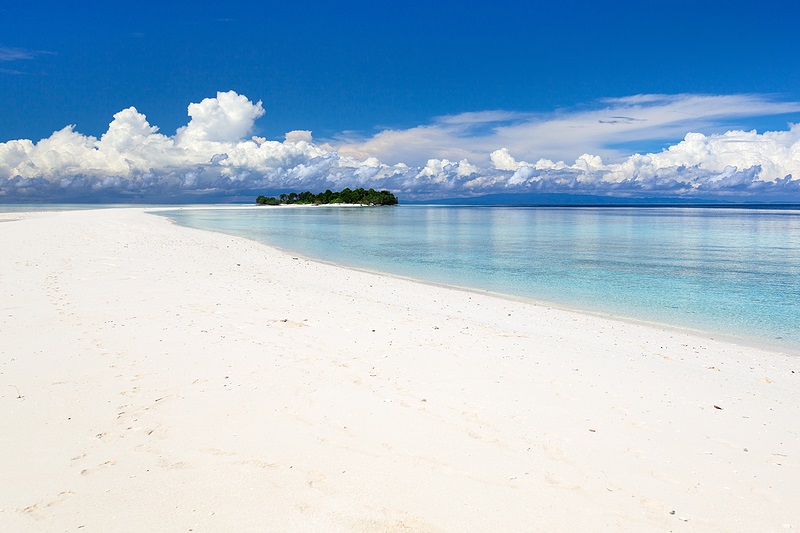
[402,192,800,207]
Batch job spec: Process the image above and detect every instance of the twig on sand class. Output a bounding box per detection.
[9,385,23,399]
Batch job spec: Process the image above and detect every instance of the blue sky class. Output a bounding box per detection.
[2,0,800,202]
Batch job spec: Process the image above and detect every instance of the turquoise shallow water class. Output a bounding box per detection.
[159,205,800,350]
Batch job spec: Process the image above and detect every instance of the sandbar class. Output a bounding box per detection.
[1,207,797,531]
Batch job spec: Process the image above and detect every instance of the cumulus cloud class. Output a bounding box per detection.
[176,91,265,143]
[1,91,799,202]
[490,148,526,171]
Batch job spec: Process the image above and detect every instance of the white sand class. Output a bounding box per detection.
[1,207,797,532]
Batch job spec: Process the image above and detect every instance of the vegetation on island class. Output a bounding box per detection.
[256,188,398,206]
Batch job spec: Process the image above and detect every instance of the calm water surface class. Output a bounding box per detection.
[158,205,800,350]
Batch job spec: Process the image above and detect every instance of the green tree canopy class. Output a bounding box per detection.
[255,188,398,206]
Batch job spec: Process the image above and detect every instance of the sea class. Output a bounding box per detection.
[157,205,800,352]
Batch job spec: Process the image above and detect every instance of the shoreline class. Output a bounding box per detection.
[150,205,799,357]
[2,207,798,531]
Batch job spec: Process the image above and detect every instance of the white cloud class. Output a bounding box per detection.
[0,46,54,75]
[417,159,478,180]
[337,93,800,166]
[490,148,526,171]
[1,91,799,201]
[176,91,265,144]
[0,46,39,61]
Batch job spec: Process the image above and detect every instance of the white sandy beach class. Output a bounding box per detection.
[1,207,797,532]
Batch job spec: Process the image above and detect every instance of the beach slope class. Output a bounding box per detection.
[1,208,797,531]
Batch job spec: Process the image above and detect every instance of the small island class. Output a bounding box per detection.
[256,188,398,206]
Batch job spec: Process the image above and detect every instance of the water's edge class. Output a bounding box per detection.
[150,206,799,356]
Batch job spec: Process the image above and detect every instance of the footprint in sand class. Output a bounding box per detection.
[158,458,189,470]
[627,447,647,459]
[21,491,76,521]
[236,459,278,469]
[639,496,669,519]
[544,472,581,491]
[305,472,328,490]
[542,443,569,464]
[144,425,168,438]
[649,469,680,485]
[80,460,117,476]
[201,447,237,457]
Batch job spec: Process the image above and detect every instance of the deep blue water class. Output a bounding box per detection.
[159,205,800,350]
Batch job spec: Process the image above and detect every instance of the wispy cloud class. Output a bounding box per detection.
[1,91,799,202]
[0,45,51,62]
[0,45,54,75]
[336,94,800,166]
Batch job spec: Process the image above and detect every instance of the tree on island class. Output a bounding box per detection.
[256,188,398,206]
